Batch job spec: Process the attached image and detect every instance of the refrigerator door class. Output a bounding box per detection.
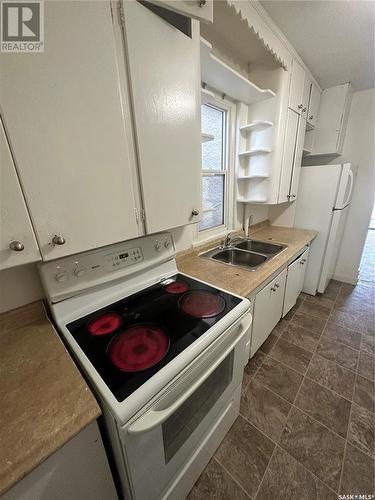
[318,205,350,293]
[335,163,354,209]
[294,165,342,295]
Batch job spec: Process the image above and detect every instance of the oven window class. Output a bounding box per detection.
[162,351,234,464]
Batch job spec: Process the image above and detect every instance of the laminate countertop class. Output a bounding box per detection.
[177,225,318,297]
[0,302,101,496]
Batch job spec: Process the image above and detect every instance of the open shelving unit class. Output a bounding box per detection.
[240,121,274,132]
[236,103,274,205]
[200,38,275,105]
[238,147,271,157]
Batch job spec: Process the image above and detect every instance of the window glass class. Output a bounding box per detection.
[199,175,225,231]
[201,105,224,171]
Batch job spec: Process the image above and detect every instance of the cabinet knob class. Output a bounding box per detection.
[198,0,207,6]
[302,108,307,113]
[292,194,296,198]
[274,283,280,288]
[309,115,313,120]
[52,235,66,245]
[298,104,303,109]
[9,240,24,252]
[191,209,199,216]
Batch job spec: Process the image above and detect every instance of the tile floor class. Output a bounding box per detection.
[187,279,375,499]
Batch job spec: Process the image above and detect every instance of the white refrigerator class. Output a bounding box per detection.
[294,163,355,295]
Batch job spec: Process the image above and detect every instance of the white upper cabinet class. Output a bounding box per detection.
[0,117,41,270]
[307,83,321,128]
[0,1,140,260]
[148,0,213,22]
[311,83,352,155]
[278,109,306,203]
[289,115,306,200]
[122,0,202,234]
[288,59,306,114]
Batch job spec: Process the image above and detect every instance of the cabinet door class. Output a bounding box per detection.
[282,248,309,317]
[251,268,287,357]
[0,1,140,260]
[0,118,41,270]
[278,108,299,203]
[122,0,201,234]
[302,77,311,119]
[289,60,305,114]
[307,83,321,128]
[289,116,306,200]
[148,0,213,22]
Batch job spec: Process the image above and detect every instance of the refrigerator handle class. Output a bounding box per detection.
[342,169,354,207]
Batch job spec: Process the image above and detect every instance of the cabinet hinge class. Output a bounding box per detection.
[118,1,125,29]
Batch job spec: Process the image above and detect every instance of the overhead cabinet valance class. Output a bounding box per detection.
[201,0,291,77]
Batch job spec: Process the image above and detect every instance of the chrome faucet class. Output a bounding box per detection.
[224,232,233,247]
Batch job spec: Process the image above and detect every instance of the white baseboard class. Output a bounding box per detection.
[332,272,358,285]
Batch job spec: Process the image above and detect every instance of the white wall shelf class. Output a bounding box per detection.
[238,174,270,180]
[238,148,271,157]
[240,121,274,132]
[201,132,215,143]
[237,197,267,204]
[200,38,275,105]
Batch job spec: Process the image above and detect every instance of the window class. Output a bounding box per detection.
[199,100,229,232]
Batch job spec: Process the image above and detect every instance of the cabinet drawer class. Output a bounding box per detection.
[250,268,287,357]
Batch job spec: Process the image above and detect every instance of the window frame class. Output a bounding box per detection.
[197,91,236,242]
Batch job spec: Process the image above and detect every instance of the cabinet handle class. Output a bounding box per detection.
[9,240,24,251]
[302,108,306,113]
[292,194,296,198]
[309,115,313,120]
[302,259,307,263]
[286,194,291,200]
[52,235,66,245]
[300,261,305,265]
[298,104,303,109]
[191,209,199,216]
[271,287,276,292]
[198,0,207,6]
[274,283,280,288]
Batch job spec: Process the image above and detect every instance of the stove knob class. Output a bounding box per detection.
[74,267,85,277]
[155,241,161,251]
[55,271,68,283]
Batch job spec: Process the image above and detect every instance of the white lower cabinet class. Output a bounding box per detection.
[283,248,309,317]
[250,268,287,357]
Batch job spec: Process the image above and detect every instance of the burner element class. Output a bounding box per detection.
[179,291,226,318]
[164,280,189,294]
[87,312,122,336]
[108,325,170,372]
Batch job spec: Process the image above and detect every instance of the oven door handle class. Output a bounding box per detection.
[127,315,251,435]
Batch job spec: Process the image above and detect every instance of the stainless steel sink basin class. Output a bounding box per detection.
[199,237,287,272]
[200,248,268,271]
[235,239,287,256]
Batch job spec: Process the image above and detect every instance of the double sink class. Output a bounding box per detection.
[200,237,287,271]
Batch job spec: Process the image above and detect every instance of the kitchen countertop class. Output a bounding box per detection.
[0,301,101,496]
[177,225,317,297]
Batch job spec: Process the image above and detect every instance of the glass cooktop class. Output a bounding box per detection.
[66,274,241,402]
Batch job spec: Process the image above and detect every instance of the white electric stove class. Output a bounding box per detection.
[39,232,251,500]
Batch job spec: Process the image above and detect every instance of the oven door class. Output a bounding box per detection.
[120,312,251,500]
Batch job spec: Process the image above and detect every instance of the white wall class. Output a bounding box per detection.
[333,88,375,283]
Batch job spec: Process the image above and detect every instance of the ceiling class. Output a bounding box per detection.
[259,0,375,91]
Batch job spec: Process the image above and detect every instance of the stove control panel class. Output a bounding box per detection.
[39,232,175,303]
[105,247,143,270]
